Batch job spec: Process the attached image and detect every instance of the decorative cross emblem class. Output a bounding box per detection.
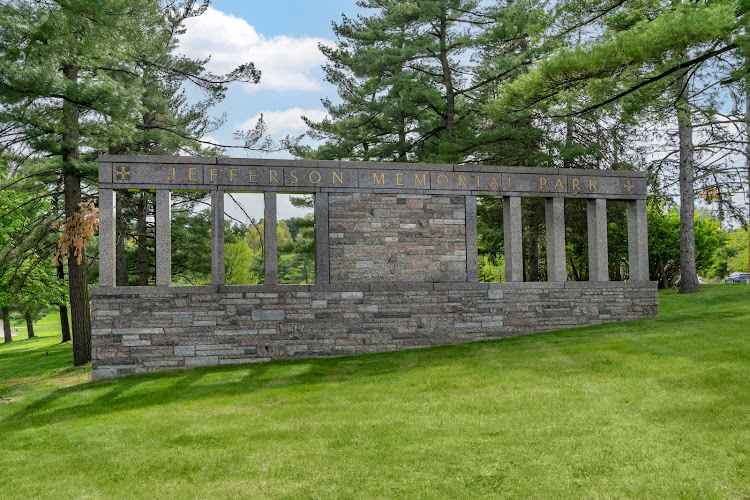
[624,180,634,192]
[116,166,131,181]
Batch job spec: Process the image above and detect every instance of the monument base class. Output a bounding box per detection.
[91,281,658,380]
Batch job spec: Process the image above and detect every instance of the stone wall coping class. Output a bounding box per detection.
[92,281,658,296]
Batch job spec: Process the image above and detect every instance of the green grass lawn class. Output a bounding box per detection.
[0,285,749,499]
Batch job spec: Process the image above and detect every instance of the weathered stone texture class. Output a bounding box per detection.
[91,281,658,380]
[328,193,467,283]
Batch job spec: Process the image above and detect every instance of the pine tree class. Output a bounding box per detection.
[0,0,260,363]
[489,0,742,292]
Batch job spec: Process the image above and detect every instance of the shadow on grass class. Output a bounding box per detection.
[2,342,481,432]
[5,284,749,433]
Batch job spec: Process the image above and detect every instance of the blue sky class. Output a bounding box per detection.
[179,1,363,159]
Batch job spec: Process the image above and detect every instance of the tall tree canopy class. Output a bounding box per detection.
[0,0,260,363]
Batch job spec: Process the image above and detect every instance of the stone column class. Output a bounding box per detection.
[545,197,566,282]
[465,196,479,283]
[627,198,649,281]
[98,189,116,287]
[155,189,171,287]
[211,190,225,286]
[315,192,330,284]
[264,192,278,285]
[503,196,523,282]
[587,198,609,281]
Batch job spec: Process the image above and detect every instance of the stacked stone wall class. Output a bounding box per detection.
[329,194,467,283]
[91,282,658,380]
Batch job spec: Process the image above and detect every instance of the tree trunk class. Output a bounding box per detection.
[25,311,35,339]
[2,307,11,343]
[62,64,91,364]
[676,71,701,294]
[57,263,72,343]
[438,13,455,139]
[746,77,750,284]
[138,191,149,286]
[116,192,129,286]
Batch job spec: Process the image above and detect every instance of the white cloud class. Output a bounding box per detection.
[179,7,331,93]
[239,108,329,135]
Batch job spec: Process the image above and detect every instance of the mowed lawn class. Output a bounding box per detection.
[0,286,748,499]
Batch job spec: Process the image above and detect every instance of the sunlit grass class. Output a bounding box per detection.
[0,285,748,498]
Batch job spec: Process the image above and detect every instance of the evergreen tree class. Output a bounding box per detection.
[0,0,259,363]
[299,0,536,163]
[490,0,743,293]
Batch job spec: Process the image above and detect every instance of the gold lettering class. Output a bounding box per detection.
[188,167,198,182]
[572,178,581,190]
[539,177,548,190]
[373,172,385,185]
[589,179,598,191]
[554,177,565,190]
[209,168,218,182]
[167,167,176,182]
[309,170,322,184]
[290,170,298,184]
[507,176,516,189]
[269,169,280,183]
[477,175,481,188]
[415,173,427,187]
[332,171,344,184]
[458,175,468,187]
[437,174,449,187]
[396,173,405,186]
[489,176,500,189]
[248,169,257,183]
[229,168,238,182]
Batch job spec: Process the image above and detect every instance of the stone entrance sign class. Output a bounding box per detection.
[92,155,657,380]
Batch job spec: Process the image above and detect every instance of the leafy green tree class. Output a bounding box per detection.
[225,241,261,285]
[711,228,749,278]
[171,205,212,286]
[648,201,726,288]
[278,217,316,285]
[0,0,259,364]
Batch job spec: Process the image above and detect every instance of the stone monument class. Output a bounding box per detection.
[91,156,657,380]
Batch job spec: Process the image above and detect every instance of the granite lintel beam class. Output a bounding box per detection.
[155,190,171,287]
[211,190,225,286]
[587,198,609,282]
[503,196,523,282]
[264,192,278,285]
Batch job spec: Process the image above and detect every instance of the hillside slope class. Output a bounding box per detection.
[0,285,748,498]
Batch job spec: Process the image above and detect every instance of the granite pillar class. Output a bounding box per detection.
[315,192,330,285]
[503,196,523,282]
[264,192,278,285]
[587,198,609,282]
[627,199,649,281]
[155,190,171,287]
[465,196,479,283]
[99,189,116,287]
[211,190,225,286]
[545,197,566,282]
